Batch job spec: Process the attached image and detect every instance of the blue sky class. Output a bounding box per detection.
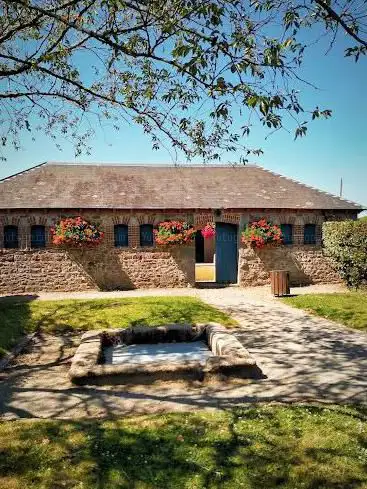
[1,30,366,208]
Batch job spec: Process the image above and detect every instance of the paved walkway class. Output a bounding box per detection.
[15,282,346,301]
[0,286,366,419]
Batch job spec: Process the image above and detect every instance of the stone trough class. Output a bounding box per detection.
[69,323,261,385]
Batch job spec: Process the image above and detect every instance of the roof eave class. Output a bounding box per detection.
[0,205,363,211]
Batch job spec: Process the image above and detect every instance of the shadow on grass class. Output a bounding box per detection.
[0,297,236,336]
[281,293,367,331]
[0,405,366,489]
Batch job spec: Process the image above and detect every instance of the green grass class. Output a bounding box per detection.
[0,405,366,489]
[282,292,367,331]
[0,296,236,358]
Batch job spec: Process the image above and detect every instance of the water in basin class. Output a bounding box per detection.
[104,341,212,366]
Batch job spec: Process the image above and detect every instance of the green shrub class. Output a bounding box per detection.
[323,220,367,289]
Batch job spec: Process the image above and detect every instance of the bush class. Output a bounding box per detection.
[323,220,367,289]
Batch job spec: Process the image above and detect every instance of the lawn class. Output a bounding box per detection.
[0,296,236,358]
[0,405,366,489]
[282,292,367,331]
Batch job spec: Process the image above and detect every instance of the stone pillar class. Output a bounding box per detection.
[103,222,115,248]
[19,220,30,249]
[293,224,303,245]
[239,213,248,238]
[315,224,322,245]
[128,218,139,247]
[204,237,215,263]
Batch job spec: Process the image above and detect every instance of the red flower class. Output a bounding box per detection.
[241,219,283,249]
[201,223,215,239]
[51,217,104,248]
[155,220,196,246]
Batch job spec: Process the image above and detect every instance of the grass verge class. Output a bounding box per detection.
[282,292,367,331]
[0,296,236,358]
[0,405,366,489]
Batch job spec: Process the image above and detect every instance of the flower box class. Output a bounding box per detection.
[241,219,282,249]
[51,217,104,247]
[154,221,196,246]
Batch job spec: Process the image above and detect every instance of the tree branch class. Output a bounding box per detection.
[315,0,367,47]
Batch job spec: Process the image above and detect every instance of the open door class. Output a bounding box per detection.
[215,223,238,283]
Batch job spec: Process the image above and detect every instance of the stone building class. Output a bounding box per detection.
[0,162,362,293]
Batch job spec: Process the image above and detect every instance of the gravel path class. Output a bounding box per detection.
[0,285,365,419]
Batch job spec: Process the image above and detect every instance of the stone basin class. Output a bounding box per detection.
[69,323,261,385]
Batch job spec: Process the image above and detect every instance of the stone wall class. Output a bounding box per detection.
[73,246,195,290]
[0,250,95,294]
[0,207,356,293]
[0,209,196,293]
[0,246,195,294]
[239,245,340,286]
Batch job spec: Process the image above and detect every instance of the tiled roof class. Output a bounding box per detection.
[0,162,363,210]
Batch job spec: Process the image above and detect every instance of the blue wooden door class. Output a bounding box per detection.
[215,223,238,283]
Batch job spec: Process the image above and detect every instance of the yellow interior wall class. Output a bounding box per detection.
[195,264,215,282]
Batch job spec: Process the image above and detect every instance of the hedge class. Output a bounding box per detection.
[323,220,367,289]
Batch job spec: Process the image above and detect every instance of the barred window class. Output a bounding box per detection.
[114,224,128,247]
[31,225,46,248]
[304,224,316,245]
[4,225,18,249]
[140,224,153,247]
[280,224,293,245]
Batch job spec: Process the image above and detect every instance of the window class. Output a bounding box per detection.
[140,224,153,247]
[114,224,128,247]
[304,224,316,245]
[31,225,46,248]
[4,225,18,249]
[280,224,293,245]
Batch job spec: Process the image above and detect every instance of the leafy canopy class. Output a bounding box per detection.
[0,0,366,161]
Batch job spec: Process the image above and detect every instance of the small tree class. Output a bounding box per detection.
[323,220,367,289]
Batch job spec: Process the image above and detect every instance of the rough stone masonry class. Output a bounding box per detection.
[0,208,344,293]
[0,163,362,293]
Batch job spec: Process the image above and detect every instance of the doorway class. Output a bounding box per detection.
[195,230,215,282]
[215,222,238,283]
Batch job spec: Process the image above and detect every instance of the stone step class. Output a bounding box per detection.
[195,282,239,289]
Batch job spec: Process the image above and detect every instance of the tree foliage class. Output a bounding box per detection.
[0,0,366,160]
[323,220,367,289]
